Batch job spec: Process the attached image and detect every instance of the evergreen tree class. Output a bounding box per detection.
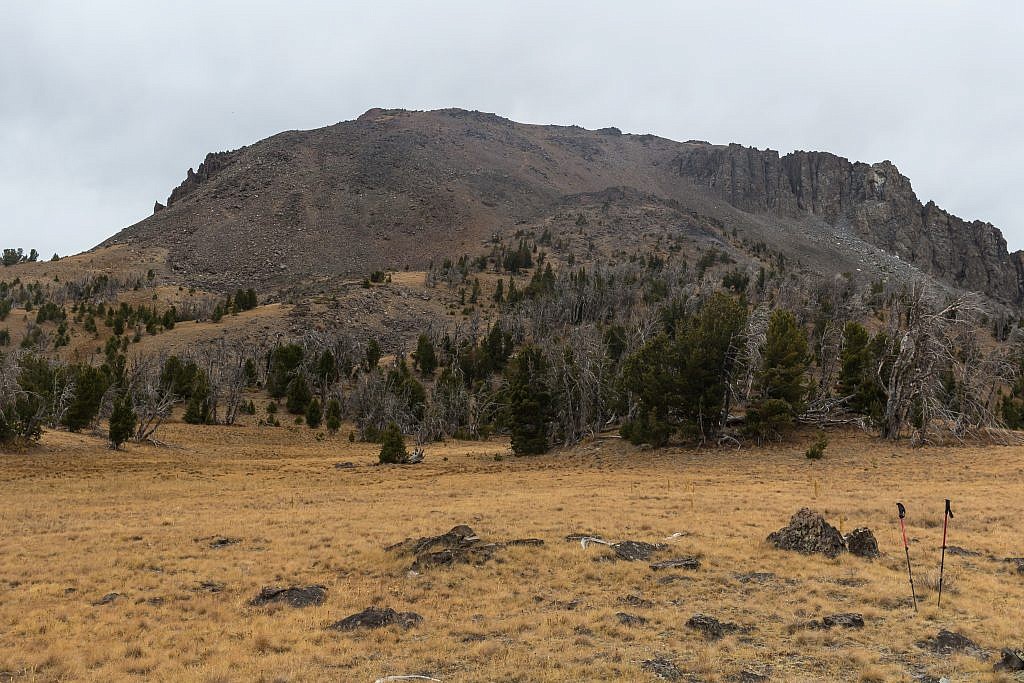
[266,344,303,398]
[325,398,342,433]
[63,364,108,432]
[619,293,746,445]
[745,310,810,441]
[838,322,889,423]
[378,421,407,463]
[108,391,136,449]
[493,279,504,303]
[286,375,312,415]
[506,345,552,455]
[182,372,212,424]
[365,339,382,370]
[412,334,438,376]
[305,397,322,429]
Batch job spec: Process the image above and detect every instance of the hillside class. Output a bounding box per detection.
[97,107,1023,305]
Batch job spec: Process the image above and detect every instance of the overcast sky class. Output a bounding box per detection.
[2,1,1022,258]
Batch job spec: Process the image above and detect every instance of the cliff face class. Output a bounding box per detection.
[675,143,1021,302]
[101,108,1022,303]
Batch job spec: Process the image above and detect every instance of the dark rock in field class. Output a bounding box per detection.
[411,543,500,571]
[612,540,667,561]
[618,594,654,609]
[641,655,683,681]
[767,508,847,558]
[650,556,700,571]
[249,584,326,608]
[616,612,648,626]
[386,524,479,555]
[734,572,775,584]
[822,613,865,629]
[507,538,545,547]
[139,596,165,606]
[209,536,241,549]
[333,461,355,469]
[792,612,864,632]
[1003,557,1024,574]
[945,546,981,557]
[844,528,879,558]
[196,581,225,593]
[92,592,120,606]
[565,533,603,543]
[686,613,739,641]
[573,624,594,636]
[731,670,770,683]
[916,630,987,660]
[327,606,423,631]
[995,648,1024,671]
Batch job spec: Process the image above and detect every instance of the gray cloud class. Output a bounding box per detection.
[2,0,1022,258]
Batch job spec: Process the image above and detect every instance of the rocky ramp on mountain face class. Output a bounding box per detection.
[99,108,1024,304]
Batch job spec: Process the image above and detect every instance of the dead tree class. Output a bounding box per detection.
[125,354,175,442]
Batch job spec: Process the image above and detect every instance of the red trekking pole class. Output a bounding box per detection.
[937,499,953,607]
[897,502,918,612]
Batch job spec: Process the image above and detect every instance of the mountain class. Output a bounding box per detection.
[100,108,1023,304]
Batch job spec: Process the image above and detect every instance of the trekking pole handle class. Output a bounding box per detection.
[944,498,952,518]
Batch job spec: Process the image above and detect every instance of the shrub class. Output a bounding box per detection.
[805,432,828,459]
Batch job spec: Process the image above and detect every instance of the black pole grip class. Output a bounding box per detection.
[897,502,906,519]
[945,498,953,518]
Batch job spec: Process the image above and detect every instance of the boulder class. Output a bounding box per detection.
[994,648,1024,672]
[916,630,987,660]
[506,538,545,547]
[686,613,739,641]
[641,655,683,681]
[821,613,865,629]
[618,594,654,609]
[767,508,846,558]
[844,528,879,558]
[650,556,700,571]
[385,525,479,556]
[611,540,667,561]
[327,606,423,631]
[616,612,648,627]
[411,543,499,571]
[250,585,326,608]
[92,592,120,606]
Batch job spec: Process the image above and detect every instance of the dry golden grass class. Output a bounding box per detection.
[1,425,1022,682]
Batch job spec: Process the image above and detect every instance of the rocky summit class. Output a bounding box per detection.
[98,108,1024,305]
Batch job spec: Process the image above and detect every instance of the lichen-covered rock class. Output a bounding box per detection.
[327,606,423,631]
[844,528,879,558]
[767,508,846,558]
[250,585,326,608]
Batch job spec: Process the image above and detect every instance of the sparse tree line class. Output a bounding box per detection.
[3,250,1022,455]
[0,272,259,351]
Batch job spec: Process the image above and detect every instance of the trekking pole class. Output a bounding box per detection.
[937,498,953,607]
[897,502,918,612]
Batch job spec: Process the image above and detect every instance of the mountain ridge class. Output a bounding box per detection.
[100,107,1023,304]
